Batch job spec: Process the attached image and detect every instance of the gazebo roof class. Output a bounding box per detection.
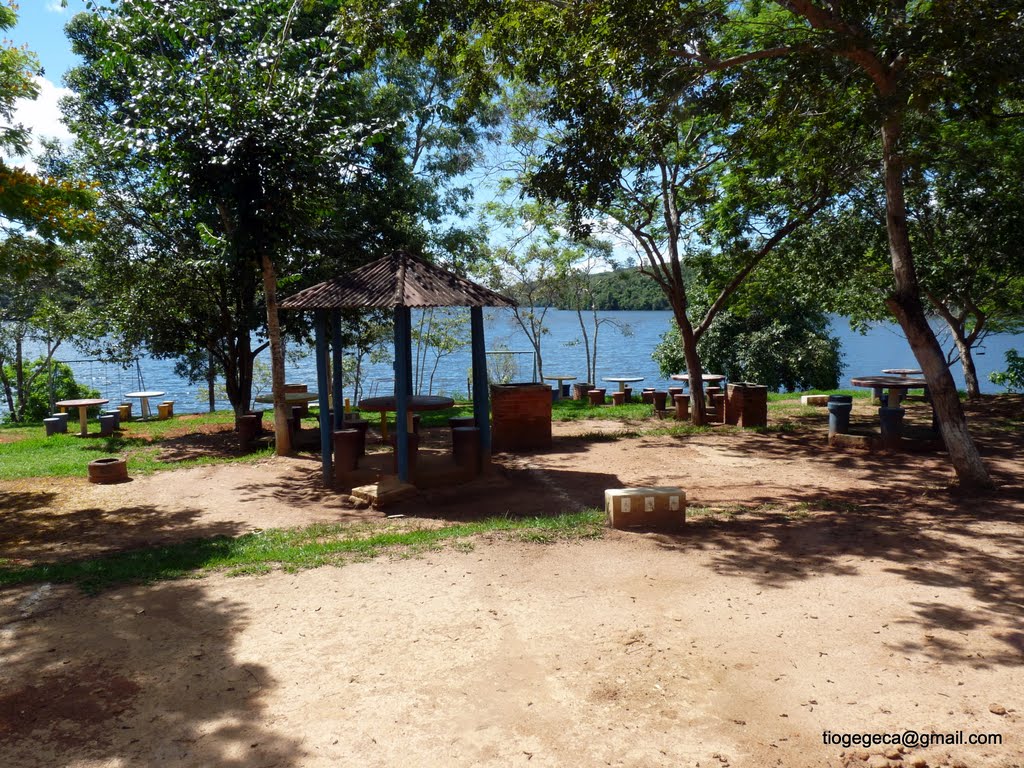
[279,250,515,310]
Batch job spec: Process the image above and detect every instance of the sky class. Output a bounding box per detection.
[5,0,88,167]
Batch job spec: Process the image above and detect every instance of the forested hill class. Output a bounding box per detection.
[557,269,670,311]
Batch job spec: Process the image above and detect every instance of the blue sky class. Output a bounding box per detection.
[11,0,85,82]
[6,0,87,167]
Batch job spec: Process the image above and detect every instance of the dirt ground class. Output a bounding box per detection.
[1,398,1023,768]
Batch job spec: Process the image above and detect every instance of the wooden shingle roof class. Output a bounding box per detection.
[280,251,515,310]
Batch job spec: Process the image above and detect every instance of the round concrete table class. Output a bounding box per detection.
[56,398,110,437]
[254,392,320,407]
[602,376,644,392]
[850,375,928,408]
[882,368,923,376]
[542,375,576,401]
[124,391,165,420]
[357,395,455,440]
[670,373,727,388]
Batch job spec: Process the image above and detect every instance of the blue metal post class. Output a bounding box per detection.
[470,307,491,458]
[331,310,344,429]
[315,311,332,486]
[394,306,411,482]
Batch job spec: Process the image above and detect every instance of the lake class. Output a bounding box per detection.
[10,309,1023,416]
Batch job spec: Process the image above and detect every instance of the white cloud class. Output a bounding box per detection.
[46,1,67,12]
[4,76,73,172]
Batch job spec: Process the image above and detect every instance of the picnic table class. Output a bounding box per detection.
[670,373,727,388]
[543,375,576,401]
[55,398,110,437]
[254,392,321,407]
[601,376,644,393]
[123,391,165,420]
[357,395,454,440]
[850,375,928,408]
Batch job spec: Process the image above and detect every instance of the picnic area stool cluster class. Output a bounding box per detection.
[605,487,686,531]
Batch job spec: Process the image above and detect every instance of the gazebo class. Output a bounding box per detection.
[279,250,516,486]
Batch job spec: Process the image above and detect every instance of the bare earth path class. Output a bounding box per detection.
[1,400,1022,768]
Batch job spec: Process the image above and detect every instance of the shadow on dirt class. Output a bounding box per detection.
[0,580,304,766]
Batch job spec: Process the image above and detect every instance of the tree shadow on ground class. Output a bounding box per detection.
[0,580,304,766]
[645,488,1024,669]
[0,495,250,565]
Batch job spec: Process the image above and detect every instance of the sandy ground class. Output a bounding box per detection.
[1,398,1023,768]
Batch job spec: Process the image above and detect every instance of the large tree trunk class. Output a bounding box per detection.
[260,250,291,455]
[668,300,707,426]
[880,115,992,490]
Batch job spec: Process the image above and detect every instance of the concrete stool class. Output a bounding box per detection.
[44,417,65,437]
[161,400,174,417]
[237,414,261,448]
[673,393,690,421]
[333,428,361,477]
[611,391,626,406]
[572,382,593,401]
[452,426,482,476]
[652,391,668,411]
[668,386,684,403]
[587,388,606,406]
[98,414,117,437]
[705,385,722,406]
[342,417,369,456]
[641,388,656,404]
[449,416,476,429]
[622,387,633,402]
[157,402,172,420]
[102,409,121,430]
[710,393,726,423]
[879,406,905,449]
[827,395,853,435]
[118,403,132,422]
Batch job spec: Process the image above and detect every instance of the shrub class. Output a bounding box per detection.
[989,349,1024,393]
[1,358,100,423]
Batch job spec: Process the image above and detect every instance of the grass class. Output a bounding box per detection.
[0,510,606,594]
[0,410,270,481]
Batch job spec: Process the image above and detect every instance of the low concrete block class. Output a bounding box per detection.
[605,487,686,531]
[801,394,830,406]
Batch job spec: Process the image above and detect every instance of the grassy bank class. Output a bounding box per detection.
[0,510,606,594]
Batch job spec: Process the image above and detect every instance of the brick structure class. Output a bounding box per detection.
[605,487,686,531]
[491,383,552,452]
[572,382,593,400]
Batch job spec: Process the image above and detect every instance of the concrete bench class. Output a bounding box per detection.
[605,487,686,531]
[801,394,830,406]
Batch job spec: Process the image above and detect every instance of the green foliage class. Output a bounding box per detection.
[552,269,669,311]
[651,299,842,393]
[989,350,1024,393]
[0,6,96,281]
[2,360,99,424]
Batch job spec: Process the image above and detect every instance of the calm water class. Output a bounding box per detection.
[12,309,1023,415]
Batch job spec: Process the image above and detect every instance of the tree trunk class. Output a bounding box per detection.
[957,338,981,401]
[260,250,291,455]
[944,322,982,401]
[880,114,992,489]
[207,347,216,413]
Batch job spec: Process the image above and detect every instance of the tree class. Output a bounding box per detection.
[66,1,495,438]
[0,3,95,281]
[556,243,633,387]
[652,277,843,393]
[478,19,852,424]
[649,1,1019,486]
[412,307,470,395]
[793,113,1024,401]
